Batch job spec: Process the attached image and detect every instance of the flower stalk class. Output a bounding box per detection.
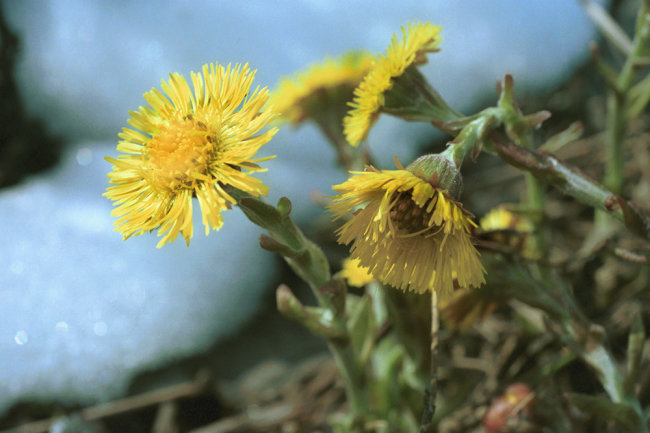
[589,2,650,196]
[382,65,462,125]
[419,291,439,433]
[235,194,370,416]
[434,75,650,241]
[491,137,650,241]
[498,76,549,258]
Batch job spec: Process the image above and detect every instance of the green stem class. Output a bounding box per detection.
[329,339,369,414]
[311,90,369,172]
[419,291,439,433]
[492,138,650,240]
[602,3,650,195]
[524,172,548,258]
[618,4,649,92]
[382,65,464,133]
[495,74,551,256]
[445,110,500,167]
[603,91,625,195]
[235,194,369,415]
[440,74,649,240]
[315,118,356,171]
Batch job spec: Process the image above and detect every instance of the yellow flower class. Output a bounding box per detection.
[329,167,485,296]
[271,51,375,124]
[480,206,534,233]
[344,22,442,146]
[105,63,277,248]
[480,206,538,259]
[340,257,375,288]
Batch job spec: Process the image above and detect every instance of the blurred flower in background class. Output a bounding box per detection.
[271,50,375,125]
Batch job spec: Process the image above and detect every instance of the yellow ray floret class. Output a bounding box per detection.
[105,62,277,248]
[343,22,442,146]
[271,51,375,124]
[329,168,484,296]
[340,257,375,288]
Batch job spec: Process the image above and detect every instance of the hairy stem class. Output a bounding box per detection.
[236,195,369,415]
[492,137,650,240]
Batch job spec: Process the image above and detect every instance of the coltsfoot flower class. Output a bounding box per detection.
[105,63,277,248]
[343,22,443,146]
[329,156,485,295]
[271,51,375,125]
[480,205,538,258]
[480,206,534,233]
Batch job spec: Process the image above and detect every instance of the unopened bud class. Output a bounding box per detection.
[406,153,463,199]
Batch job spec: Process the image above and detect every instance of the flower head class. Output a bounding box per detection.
[344,22,442,146]
[329,160,484,296]
[480,205,538,258]
[105,62,277,248]
[480,206,534,233]
[271,51,375,124]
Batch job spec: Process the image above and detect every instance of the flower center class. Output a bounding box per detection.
[145,116,214,192]
[389,191,435,234]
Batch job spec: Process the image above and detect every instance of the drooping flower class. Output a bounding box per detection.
[340,257,375,288]
[105,62,277,248]
[344,22,451,146]
[329,155,485,296]
[271,51,375,125]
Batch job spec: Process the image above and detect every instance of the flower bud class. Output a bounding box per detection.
[405,153,463,199]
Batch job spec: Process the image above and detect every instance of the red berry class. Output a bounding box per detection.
[482,383,535,432]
